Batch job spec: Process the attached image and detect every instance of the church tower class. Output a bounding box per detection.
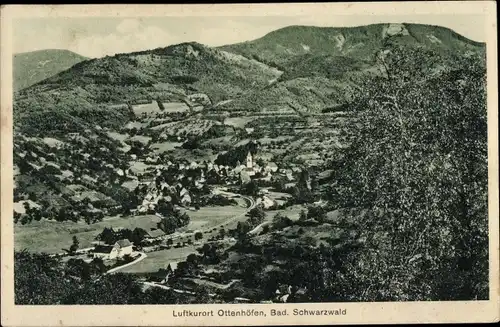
[246,151,253,169]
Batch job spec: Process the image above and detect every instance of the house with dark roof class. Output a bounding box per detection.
[148,262,179,283]
[92,239,133,260]
[145,228,166,240]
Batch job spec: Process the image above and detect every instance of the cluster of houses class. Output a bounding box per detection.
[127,151,288,214]
[125,151,279,182]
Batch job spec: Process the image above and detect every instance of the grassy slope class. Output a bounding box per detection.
[14,215,161,254]
[13,49,88,92]
[14,43,281,135]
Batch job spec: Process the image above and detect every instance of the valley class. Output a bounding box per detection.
[13,23,488,305]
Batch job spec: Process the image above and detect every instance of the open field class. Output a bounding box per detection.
[151,142,182,153]
[15,204,247,254]
[14,214,161,254]
[129,135,152,145]
[107,131,129,142]
[162,102,190,113]
[264,204,307,222]
[119,247,197,274]
[132,101,161,115]
[180,205,247,232]
[224,117,255,128]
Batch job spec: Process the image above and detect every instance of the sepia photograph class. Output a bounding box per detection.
[1,2,498,326]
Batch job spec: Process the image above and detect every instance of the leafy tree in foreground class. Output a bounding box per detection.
[15,252,186,304]
[329,46,488,300]
[15,251,69,304]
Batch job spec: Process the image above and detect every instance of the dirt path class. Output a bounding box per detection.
[106,252,147,274]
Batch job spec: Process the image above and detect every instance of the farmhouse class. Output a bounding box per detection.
[179,187,189,198]
[265,162,279,173]
[145,228,166,240]
[149,262,179,283]
[261,196,275,209]
[93,239,133,260]
[181,193,192,206]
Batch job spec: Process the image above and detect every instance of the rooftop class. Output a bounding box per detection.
[116,239,132,248]
[93,245,114,254]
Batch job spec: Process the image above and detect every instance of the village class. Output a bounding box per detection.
[14,131,318,302]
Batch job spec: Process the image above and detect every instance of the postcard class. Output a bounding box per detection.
[1,2,498,326]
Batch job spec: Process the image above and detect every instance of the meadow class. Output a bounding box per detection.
[15,205,248,254]
[179,205,247,232]
[119,247,197,274]
[14,214,161,254]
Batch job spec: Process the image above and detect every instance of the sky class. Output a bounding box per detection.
[13,15,487,58]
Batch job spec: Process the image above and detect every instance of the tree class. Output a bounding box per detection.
[193,287,214,304]
[156,199,191,234]
[194,232,203,241]
[13,211,21,224]
[197,243,225,264]
[69,236,79,254]
[31,208,42,221]
[330,46,488,300]
[293,170,314,204]
[131,228,147,245]
[307,206,326,223]
[186,253,199,265]
[235,221,251,240]
[96,227,116,245]
[62,273,145,304]
[299,209,307,221]
[247,205,265,227]
[56,207,69,222]
[157,99,165,111]
[272,213,292,230]
[65,258,93,280]
[218,228,226,239]
[15,251,71,304]
[242,180,259,196]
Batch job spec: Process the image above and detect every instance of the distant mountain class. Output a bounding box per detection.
[14,42,281,135]
[13,49,88,92]
[215,23,485,113]
[13,24,485,134]
[219,23,484,68]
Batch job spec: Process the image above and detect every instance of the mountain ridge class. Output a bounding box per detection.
[13,23,485,135]
[219,23,484,68]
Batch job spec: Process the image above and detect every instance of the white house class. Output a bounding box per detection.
[93,239,133,260]
[181,193,192,206]
[180,187,189,198]
[261,196,275,209]
[265,162,279,173]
